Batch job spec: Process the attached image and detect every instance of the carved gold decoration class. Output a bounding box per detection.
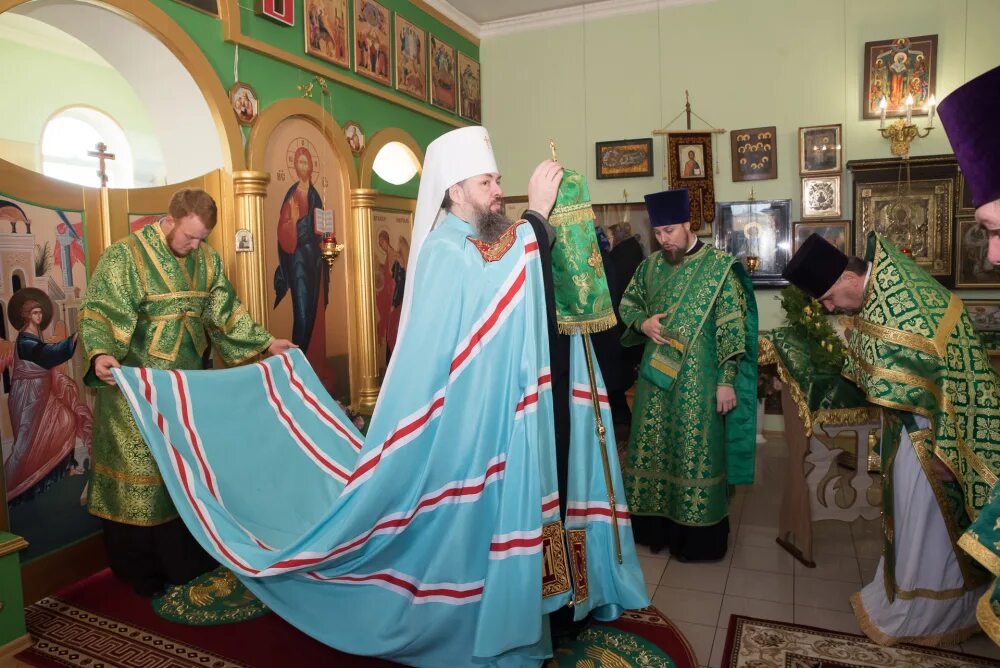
[878,119,933,159]
[855,178,953,276]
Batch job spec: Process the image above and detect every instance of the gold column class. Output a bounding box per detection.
[350,187,380,412]
[233,171,271,324]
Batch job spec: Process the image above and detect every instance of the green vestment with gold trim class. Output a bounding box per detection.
[79,223,273,526]
[620,244,758,527]
[844,232,999,598]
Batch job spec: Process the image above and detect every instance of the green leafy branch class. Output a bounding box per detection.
[779,286,846,372]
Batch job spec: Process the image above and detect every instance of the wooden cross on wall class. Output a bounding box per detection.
[87,142,116,187]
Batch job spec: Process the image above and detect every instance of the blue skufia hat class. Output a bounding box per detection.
[644,189,690,227]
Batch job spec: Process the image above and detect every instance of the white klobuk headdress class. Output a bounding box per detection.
[396,126,498,335]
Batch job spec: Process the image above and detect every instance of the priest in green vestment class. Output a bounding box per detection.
[620,188,758,562]
[939,64,1000,646]
[784,232,997,646]
[79,188,295,598]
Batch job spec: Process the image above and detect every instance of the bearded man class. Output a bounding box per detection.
[619,188,758,562]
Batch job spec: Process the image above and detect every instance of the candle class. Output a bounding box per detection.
[926,94,937,128]
[905,94,914,125]
[879,96,888,129]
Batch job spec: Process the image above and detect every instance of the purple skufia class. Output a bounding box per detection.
[644,189,690,227]
[938,64,1000,208]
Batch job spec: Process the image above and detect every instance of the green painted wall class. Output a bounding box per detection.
[0,39,162,180]
[153,0,479,198]
[482,0,1000,330]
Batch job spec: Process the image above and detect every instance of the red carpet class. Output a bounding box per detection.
[18,568,696,667]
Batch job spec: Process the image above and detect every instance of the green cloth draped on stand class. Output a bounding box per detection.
[758,328,878,437]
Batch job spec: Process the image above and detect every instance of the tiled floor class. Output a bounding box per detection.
[642,437,1000,667]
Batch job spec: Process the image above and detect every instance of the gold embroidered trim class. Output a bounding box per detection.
[567,528,589,605]
[649,356,678,378]
[625,468,725,487]
[467,222,521,262]
[138,226,177,292]
[857,319,939,358]
[224,305,248,333]
[976,588,1000,646]
[960,532,1000,577]
[549,204,596,227]
[716,310,742,327]
[148,320,184,363]
[226,342,271,366]
[932,295,965,357]
[855,357,942,402]
[205,246,217,288]
[145,291,211,301]
[555,312,619,335]
[813,407,881,429]
[542,521,571,598]
[139,311,202,322]
[79,308,132,344]
[127,235,151,297]
[92,462,163,485]
[907,427,983,588]
[87,507,179,527]
[850,591,981,647]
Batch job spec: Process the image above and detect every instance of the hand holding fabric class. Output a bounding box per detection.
[267,338,298,356]
[93,354,121,386]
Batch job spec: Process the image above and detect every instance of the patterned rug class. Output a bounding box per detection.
[721,615,996,667]
[17,568,696,667]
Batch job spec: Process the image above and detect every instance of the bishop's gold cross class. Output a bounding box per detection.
[549,139,557,162]
[87,142,116,187]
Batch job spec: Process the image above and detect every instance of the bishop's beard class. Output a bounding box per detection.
[473,208,512,245]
